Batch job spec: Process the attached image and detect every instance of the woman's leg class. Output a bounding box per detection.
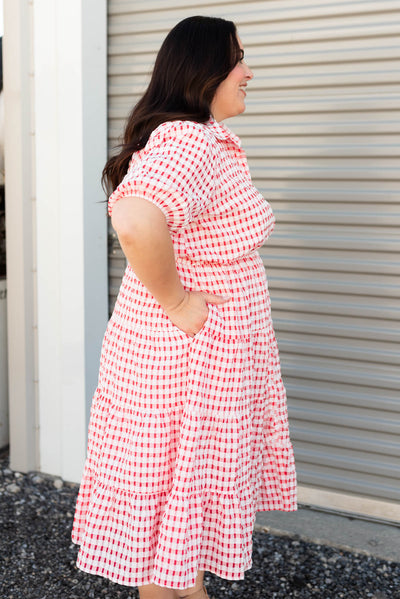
[138,583,176,599]
[175,570,208,598]
[138,571,208,599]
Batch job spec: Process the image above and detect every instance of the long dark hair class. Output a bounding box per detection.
[102,16,241,193]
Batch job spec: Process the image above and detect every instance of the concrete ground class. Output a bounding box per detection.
[256,506,400,563]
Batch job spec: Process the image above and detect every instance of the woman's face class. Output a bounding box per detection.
[211,37,253,122]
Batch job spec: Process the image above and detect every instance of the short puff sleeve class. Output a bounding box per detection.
[108,121,216,232]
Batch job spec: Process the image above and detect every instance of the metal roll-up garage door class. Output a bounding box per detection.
[107,0,400,519]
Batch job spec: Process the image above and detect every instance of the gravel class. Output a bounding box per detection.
[1,449,399,599]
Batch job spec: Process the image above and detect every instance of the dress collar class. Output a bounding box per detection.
[206,117,242,147]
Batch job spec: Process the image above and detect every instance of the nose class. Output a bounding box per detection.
[244,63,254,80]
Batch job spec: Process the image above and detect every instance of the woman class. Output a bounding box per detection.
[72,15,296,599]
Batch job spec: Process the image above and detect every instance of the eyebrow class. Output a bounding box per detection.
[239,49,244,60]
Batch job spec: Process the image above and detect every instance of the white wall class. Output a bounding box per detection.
[5,0,108,481]
[4,0,39,472]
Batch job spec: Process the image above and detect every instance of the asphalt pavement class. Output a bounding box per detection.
[1,449,399,598]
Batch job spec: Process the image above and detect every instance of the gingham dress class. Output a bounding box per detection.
[72,118,296,589]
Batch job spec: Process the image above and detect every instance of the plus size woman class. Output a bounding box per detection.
[72,15,296,599]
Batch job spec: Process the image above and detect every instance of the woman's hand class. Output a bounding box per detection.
[112,197,230,335]
[165,290,230,337]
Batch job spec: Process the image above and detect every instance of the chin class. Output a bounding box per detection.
[232,104,246,118]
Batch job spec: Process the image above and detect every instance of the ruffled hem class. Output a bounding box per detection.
[73,473,256,589]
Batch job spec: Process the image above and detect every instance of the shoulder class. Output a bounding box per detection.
[147,120,217,152]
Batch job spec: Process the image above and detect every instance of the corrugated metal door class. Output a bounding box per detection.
[107,1,400,514]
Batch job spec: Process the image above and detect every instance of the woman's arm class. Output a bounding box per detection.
[111,196,228,336]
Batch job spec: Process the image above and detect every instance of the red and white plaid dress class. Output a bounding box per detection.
[72,118,296,589]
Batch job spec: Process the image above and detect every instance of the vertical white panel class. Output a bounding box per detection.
[34,0,64,476]
[34,0,107,481]
[82,0,109,425]
[4,0,39,472]
[0,279,9,448]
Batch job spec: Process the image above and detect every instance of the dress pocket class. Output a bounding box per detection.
[174,303,224,340]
